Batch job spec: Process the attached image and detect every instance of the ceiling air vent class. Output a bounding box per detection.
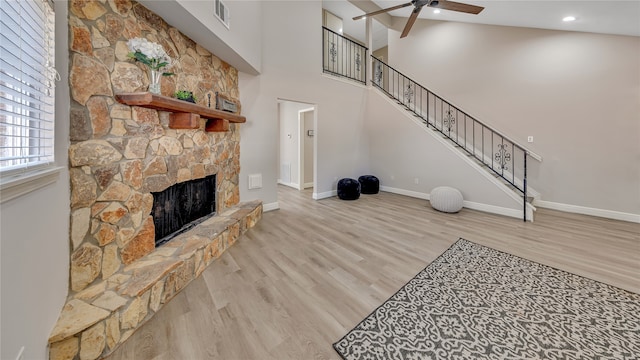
[214,0,230,29]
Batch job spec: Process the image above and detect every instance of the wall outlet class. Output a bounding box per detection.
[527,136,534,143]
[414,177,419,184]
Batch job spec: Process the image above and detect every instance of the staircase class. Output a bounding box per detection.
[319,27,539,221]
[371,56,539,221]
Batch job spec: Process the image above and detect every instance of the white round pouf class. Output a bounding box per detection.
[429,186,464,213]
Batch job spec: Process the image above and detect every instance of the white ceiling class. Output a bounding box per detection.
[322,0,640,51]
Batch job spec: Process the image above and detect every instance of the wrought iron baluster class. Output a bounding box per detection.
[523,155,527,222]
[512,143,515,184]
[443,106,455,135]
[401,75,405,105]
[420,85,423,119]
[426,90,430,127]
[332,42,337,70]
[404,82,414,105]
[472,118,475,158]
[439,99,442,127]
[397,71,399,103]
[456,109,459,143]
[338,33,341,72]
[464,114,467,151]
[322,28,326,71]
[430,92,434,127]
[347,41,350,77]
[494,139,511,173]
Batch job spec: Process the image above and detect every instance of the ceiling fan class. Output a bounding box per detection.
[353,0,484,38]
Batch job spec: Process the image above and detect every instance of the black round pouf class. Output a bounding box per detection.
[358,175,379,194]
[337,178,360,200]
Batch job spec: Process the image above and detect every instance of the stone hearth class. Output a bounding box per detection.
[48,1,260,359]
[49,201,261,359]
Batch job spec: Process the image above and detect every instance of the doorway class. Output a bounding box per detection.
[277,99,316,193]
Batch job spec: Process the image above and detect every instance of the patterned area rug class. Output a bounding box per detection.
[333,238,640,359]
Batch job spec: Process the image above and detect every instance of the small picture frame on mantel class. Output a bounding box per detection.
[307,130,314,137]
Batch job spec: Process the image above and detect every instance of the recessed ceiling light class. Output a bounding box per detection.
[433,9,441,14]
[563,16,576,22]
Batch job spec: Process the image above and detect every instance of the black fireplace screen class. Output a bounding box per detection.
[151,174,216,246]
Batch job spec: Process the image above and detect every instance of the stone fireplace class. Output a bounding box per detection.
[47,1,261,359]
[151,174,217,246]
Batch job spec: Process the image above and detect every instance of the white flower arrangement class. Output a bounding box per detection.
[126,37,173,75]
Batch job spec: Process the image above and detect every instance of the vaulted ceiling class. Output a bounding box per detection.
[323,0,640,51]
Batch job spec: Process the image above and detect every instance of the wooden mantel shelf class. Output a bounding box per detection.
[115,92,245,132]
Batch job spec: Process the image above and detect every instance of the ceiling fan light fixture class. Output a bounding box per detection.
[563,16,576,22]
[354,0,484,37]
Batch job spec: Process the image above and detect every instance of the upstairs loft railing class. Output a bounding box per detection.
[371,56,532,221]
[322,27,367,85]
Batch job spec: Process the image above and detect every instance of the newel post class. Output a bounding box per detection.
[366,16,373,87]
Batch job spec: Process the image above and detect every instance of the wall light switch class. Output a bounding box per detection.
[527,136,534,143]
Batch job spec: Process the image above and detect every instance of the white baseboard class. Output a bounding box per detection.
[371,185,638,223]
[535,200,640,223]
[381,186,526,221]
[380,186,429,200]
[303,182,314,189]
[313,190,337,200]
[278,181,300,190]
[463,200,523,220]
[262,202,280,212]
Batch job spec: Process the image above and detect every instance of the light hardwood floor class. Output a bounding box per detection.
[108,186,639,359]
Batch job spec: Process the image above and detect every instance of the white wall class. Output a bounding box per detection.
[388,20,640,217]
[0,2,71,358]
[238,72,280,208]
[239,1,370,205]
[366,90,523,216]
[139,0,262,74]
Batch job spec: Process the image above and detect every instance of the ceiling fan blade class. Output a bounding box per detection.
[400,7,422,38]
[429,0,484,15]
[353,2,412,20]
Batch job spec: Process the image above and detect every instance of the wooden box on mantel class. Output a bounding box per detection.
[115,92,245,132]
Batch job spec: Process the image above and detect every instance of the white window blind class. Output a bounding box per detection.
[0,0,56,174]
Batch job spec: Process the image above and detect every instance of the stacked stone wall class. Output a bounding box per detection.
[48,1,259,359]
[68,0,240,294]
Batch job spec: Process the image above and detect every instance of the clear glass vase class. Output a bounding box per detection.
[148,69,161,94]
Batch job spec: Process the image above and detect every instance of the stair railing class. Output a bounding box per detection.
[372,56,531,221]
[322,27,367,85]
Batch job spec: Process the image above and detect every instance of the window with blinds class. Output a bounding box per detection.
[0,0,56,174]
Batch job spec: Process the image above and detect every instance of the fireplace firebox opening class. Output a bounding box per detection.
[151,174,217,246]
